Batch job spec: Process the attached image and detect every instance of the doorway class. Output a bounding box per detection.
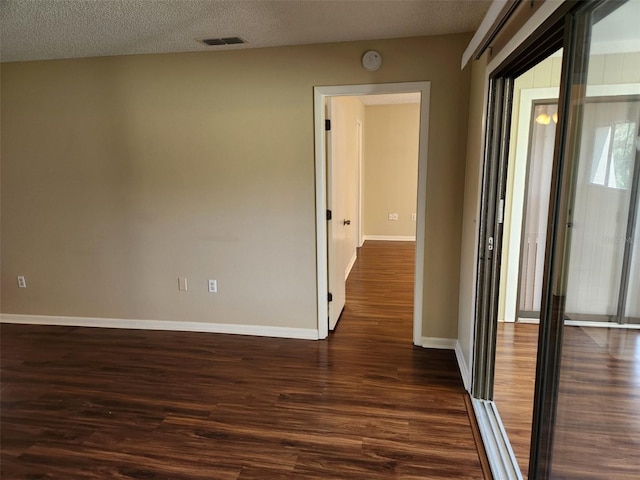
[313,82,431,343]
[327,94,420,332]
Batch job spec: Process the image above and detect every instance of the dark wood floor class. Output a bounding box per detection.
[495,322,640,479]
[1,241,484,479]
[494,323,538,478]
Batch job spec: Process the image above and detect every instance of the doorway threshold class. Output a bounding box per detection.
[472,398,524,480]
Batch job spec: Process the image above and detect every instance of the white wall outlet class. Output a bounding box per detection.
[178,277,188,291]
[17,275,27,288]
[412,213,416,221]
[208,279,217,293]
[388,213,398,221]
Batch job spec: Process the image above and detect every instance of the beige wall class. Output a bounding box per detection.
[363,103,419,238]
[458,51,489,383]
[1,33,472,338]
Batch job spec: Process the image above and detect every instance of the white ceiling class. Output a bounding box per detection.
[0,0,492,63]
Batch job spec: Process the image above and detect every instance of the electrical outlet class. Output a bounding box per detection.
[17,276,27,288]
[412,213,416,221]
[388,213,398,221]
[178,277,188,291]
[208,279,217,293]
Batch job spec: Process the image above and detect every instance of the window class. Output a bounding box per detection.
[591,121,637,189]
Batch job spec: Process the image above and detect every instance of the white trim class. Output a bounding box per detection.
[0,314,320,340]
[345,251,357,280]
[315,88,330,339]
[472,399,524,480]
[421,337,457,350]
[587,83,640,97]
[357,118,364,248]
[362,235,416,242]
[462,0,516,69]
[517,317,640,329]
[565,320,640,330]
[314,81,431,345]
[517,317,540,324]
[487,1,566,74]
[455,340,472,391]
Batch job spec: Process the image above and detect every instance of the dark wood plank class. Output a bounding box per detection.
[494,322,538,478]
[1,241,483,479]
[495,322,640,479]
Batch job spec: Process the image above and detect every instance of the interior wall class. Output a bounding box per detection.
[1,33,472,338]
[363,103,419,238]
[458,51,489,388]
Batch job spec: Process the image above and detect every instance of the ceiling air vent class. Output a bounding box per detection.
[201,37,246,46]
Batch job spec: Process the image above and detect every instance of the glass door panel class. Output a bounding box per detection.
[519,103,558,317]
[548,0,640,477]
[626,197,640,323]
[565,100,640,322]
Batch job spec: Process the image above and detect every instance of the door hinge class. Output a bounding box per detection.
[326,209,332,221]
[328,292,333,302]
[325,119,331,131]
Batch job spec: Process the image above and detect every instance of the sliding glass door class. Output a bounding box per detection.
[533,0,640,477]
[473,1,640,478]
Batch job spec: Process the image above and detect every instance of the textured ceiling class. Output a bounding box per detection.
[0,0,492,63]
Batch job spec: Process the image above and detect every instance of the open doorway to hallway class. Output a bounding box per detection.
[314,82,430,344]
[327,93,420,338]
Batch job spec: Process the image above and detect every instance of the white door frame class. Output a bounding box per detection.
[356,119,364,248]
[314,81,431,343]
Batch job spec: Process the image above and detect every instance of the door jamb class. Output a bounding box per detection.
[357,119,364,248]
[314,81,431,343]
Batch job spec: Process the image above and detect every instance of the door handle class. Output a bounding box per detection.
[343,219,351,226]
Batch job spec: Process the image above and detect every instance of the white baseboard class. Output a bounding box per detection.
[0,314,319,340]
[455,340,471,391]
[421,336,457,350]
[363,235,416,242]
[345,251,357,280]
[517,317,540,324]
[565,320,640,329]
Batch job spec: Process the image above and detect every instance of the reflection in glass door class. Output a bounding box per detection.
[518,99,640,324]
[540,0,640,477]
[565,99,640,324]
[518,103,558,318]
